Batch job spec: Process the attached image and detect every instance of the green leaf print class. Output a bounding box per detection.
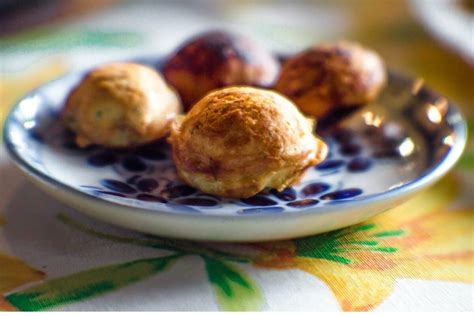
[0,29,143,53]
[456,119,473,170]
[203,257,263,311]
[57,213,250,263]
[5,255,179,311]
[295,223,403,264]
[4,214,263,311]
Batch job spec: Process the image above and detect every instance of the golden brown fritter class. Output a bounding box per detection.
[63,62,181,148]
[163,31,279,111]
[168,86,328,198]
[275,41,386,120]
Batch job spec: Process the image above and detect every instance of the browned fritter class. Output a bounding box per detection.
[275,41,386,120]
[168,86,328,198]
[163,31,279,111]
[63,62,182,148]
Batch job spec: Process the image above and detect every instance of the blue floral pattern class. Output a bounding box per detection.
[5,65,461,217]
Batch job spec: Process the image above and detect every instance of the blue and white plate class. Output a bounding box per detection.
[3,60,467,241]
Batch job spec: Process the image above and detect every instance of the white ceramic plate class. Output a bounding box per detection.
[3,60,467,241]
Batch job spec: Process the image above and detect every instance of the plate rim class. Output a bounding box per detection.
[2,69,468,219]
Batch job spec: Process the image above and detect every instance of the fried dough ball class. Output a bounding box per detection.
[168,86,328,198]
[163,31,279,110]
[63,62,181,148]
[274,41,386,120]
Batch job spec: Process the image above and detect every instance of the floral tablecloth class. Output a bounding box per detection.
[0,1,472,311]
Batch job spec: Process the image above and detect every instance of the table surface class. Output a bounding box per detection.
[0,0,473,311]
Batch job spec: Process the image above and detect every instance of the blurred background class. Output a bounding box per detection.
[0,0,472,166]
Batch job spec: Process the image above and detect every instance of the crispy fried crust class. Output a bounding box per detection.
[275,41,386,119]
[168,86,328,198]
[63,62,182,148]
[163,31,279,110]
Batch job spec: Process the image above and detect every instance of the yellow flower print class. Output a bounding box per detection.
[0,59,67,136]
[1,59,65,302]
[253,174,473,311]
[1,62,66,310]
[0,215,45,311]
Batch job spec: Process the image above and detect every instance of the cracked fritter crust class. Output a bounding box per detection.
[63,62,182,148]
[168,86,328,198]
[163,31,279,110]
[275,41,386,120]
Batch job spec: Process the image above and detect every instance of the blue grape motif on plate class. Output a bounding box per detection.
[62,121,415,215]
